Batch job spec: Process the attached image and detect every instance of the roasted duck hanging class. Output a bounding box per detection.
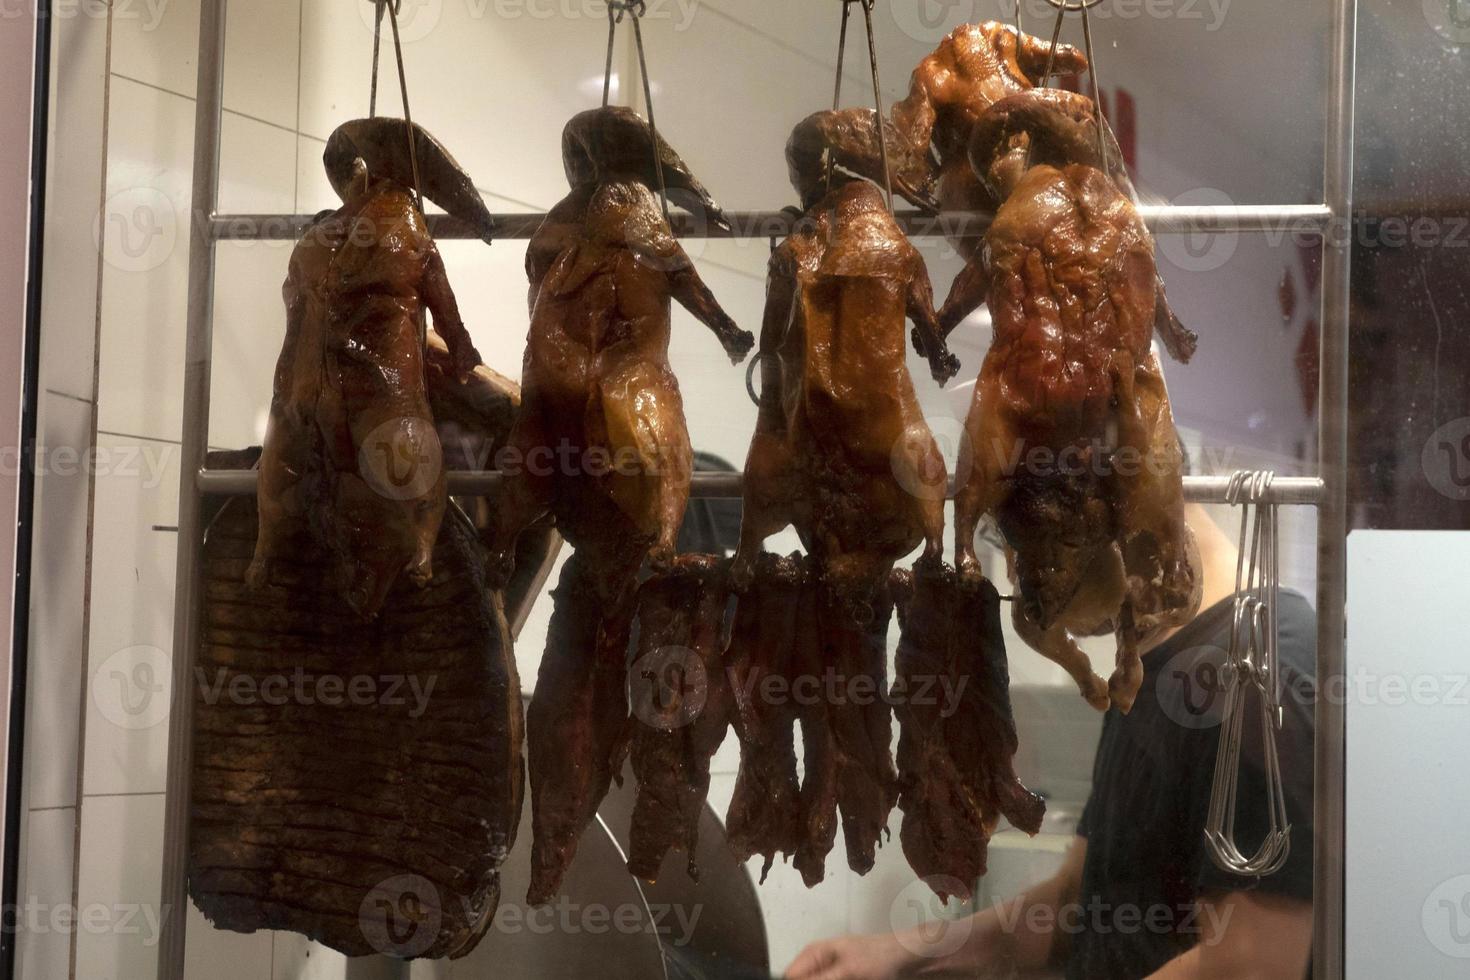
[942,90,1201,713]
[891,21,1197,362]
[484,106,753,906]
[247,118,496,619]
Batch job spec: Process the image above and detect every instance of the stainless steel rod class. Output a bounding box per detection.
[1314,0,1356,976]
[157,0,226,975]
[210,203,1333,242]
[197,469,1325,506]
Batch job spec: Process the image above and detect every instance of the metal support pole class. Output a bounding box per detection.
[1314,0,1356,976]
[156,0,226,975]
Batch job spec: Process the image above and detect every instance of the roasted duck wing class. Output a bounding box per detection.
[891,566,1043,902]
[893,22,1196,362]
[487,107,752,905]
[731,110,959,620]
[193,450,522,960]
[944,90,1200,713]
[626,554,734,883]
[248,119,495,619]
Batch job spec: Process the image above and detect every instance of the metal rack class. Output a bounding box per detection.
[156,1,1355,977]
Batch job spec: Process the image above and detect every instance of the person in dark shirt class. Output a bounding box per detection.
[787,500,1317,980]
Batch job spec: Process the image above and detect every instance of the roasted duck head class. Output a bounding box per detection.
[731,110,959,623]
[248,119,491,619]
[486,107,752,906]
[785,107,940,213]
[943,89,1200,714]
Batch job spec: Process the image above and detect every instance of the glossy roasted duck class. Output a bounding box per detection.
[730,109,959,621]
[247,119,495,618]
[893,22,1197,362]
[943,90,1200,713]
[485,107,753,905]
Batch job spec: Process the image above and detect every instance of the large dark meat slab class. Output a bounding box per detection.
[892,566,1044,902]
[191,463,522,960]
[626,554,733,882]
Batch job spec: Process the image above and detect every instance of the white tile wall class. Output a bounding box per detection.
[14,806,78,980]
[26,2,1331,978]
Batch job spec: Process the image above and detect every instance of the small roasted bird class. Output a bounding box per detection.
[893,22,1197,362]
[248,118,495,618]
[942,90,1200,713]
[484,107,753,906]
[730,108,960,620]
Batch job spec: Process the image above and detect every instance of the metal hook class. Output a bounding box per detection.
[1033,0,1111,174]
[1206,470,1292,878]
[823,0,893,212]
[600,0,669,223]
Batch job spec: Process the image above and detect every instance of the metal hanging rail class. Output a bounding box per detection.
[156,0,1356,977]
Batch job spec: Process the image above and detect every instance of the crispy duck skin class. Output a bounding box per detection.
[724,553,805,880]
[731,111,959,621]
[891,566,1043,902]
[626,554,734,883]
[193,451,522,960]
[248,119,495,619]
[892,23,1196,362]
[944,90,1200,714]
[489,107,752,905]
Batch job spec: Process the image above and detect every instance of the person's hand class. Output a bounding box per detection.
[785,932,917,980]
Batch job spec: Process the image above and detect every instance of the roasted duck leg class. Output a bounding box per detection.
[490,107,752,905]
[730,110,959,622]
[248,119,495,619]
[893,22,1196,362]
[945,90,1200,713]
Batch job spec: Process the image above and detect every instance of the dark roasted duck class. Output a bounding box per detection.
[626,554,733,883]
[944,90,1200,713]
[193,451,522,959]
[485,107,753,905]
[730,109,959,621]
[891,566,1043,902]
[248,119,495,619]
[893,22,1196,362]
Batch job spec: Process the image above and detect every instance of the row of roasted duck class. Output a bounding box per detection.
[192,22,1203,959]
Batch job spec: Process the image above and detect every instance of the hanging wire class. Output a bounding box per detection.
[602,1,669,222]
[369,0,387,117]
[385,0,423,214]
[824,0,893,212]
[1034,0,1110,174]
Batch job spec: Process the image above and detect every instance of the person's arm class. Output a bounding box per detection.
[785,838,1087,980]
[1144,891,1312,980]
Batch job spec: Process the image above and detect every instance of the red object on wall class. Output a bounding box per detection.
[1052,78,1137,174]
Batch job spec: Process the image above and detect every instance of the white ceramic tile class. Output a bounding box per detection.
[112,0,303,130]
[15,806,78,980]
[23,393,94,810]
[40,6,108,401]
[185,901,274,980]
[298,0,619,209]
[98,78,296,444]
[209,241,295,451]
[74,792,167,980]
[81,434,180,798]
